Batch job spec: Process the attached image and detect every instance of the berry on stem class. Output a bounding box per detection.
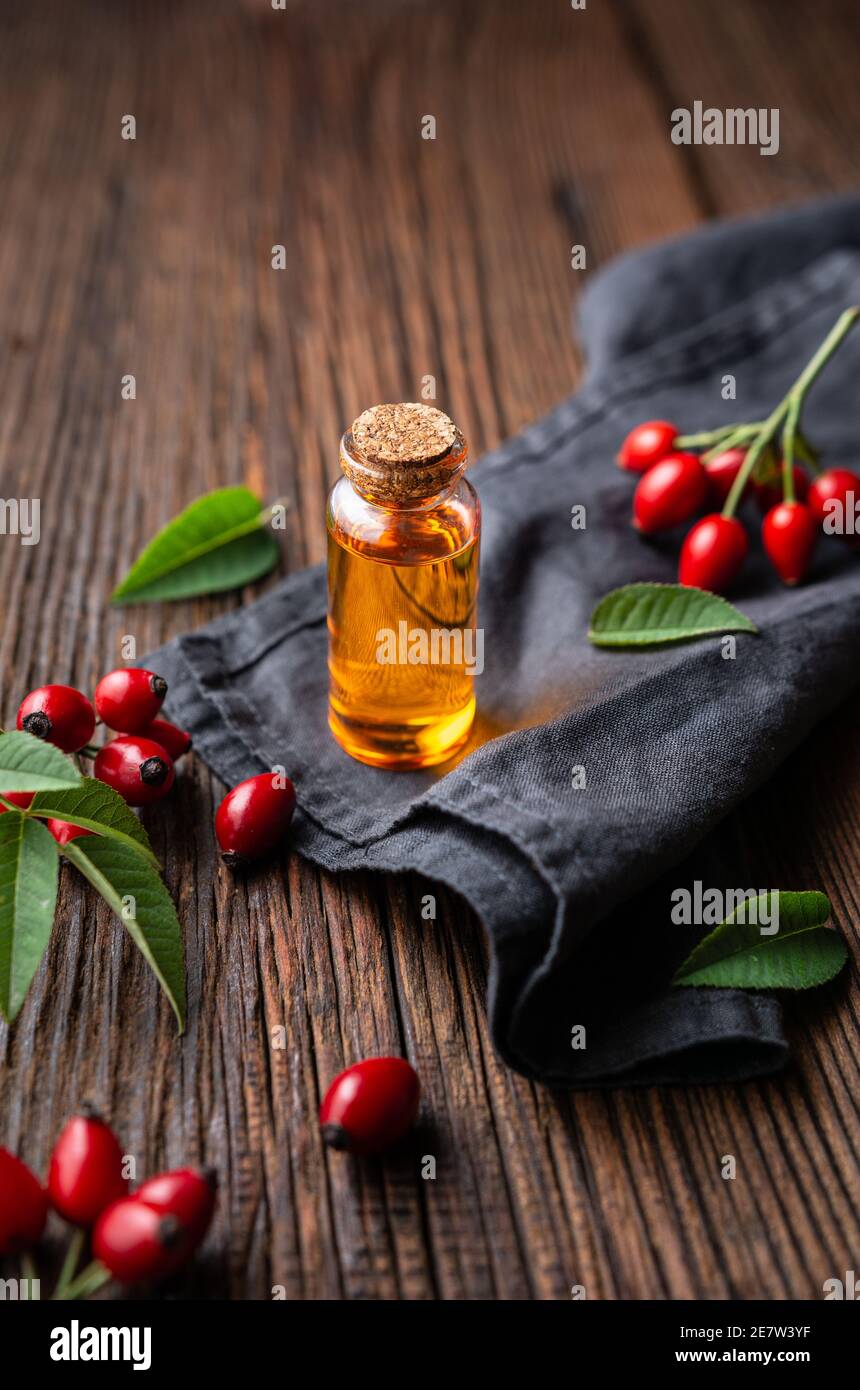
[753,463,809,514]
[94,669,168,733]
[678,514,749,594]
[0,1148,48,1254]
[617,420,677,473]
[215,773,296,869]
[94,737,175,807]
[47,1106,129,1226]
[16,685,95,753]
[703,447,747,507]
[135,718,192,760]
[320,1057,420,1156]
[632,452,708,533]
[808,468,860,541]
[762,502,818,585]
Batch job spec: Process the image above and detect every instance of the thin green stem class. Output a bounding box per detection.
[54,1259,111,1302]
[722,400,790,519]
[53,1228,85,1300]
[781,396,802,505]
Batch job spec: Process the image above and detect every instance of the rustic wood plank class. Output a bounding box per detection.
[0,0,859,1301]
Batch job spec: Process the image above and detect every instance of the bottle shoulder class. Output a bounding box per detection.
[327,475,480,565]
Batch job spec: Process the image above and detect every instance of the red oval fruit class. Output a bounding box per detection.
[632,452,708,533]
[753,463,809,514]
[617,420,677,473]
[135,718,192,760]
[92,1196,187,1285]
[807,468,860,542]
[47,1108,128,1226]
[0,1147,48,1254]
[678,514,749,594]
[94,669,168,733]
[46,819,93,845]
[134,1168,216,1251]
[16,685,95,752]
[762,502,818,585]
[0,792,35,815]
[703,447,747,506]
[94,736,175,807]
[320,1057,420,1157]
[215,773,296,868]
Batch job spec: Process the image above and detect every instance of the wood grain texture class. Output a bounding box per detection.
[1,0,859,1300]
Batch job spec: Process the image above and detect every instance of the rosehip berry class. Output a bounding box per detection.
[92,1196,187,1286]
[94,736,175,807]
[762,501,818,585]
[617,420,677,472]
[703,447,746,506]
[0,792,35,815]
[0,1148,48,1254]
[807,467,860,542]
[320,1057,420,1157]
[678,514,749,594]
[46,818,93,845]
[134,1167,216,1251]
[215,773,296,868]
[135,718,192,760]
[753,464,809,514]
[47,1106,128,1226]
[632,452,708,533]
[94,669,168,733]
[16,685,95,752]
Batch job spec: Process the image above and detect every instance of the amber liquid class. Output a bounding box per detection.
[327,529,479,768]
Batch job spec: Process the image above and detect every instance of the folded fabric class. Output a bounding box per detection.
[148,196,860,1086]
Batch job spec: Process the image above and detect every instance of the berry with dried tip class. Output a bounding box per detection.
[617,420,677,473]
[94,736,175,807]
[807,467,860,543]
[134,1168,216,1251]
[0,1148,48,1254]
[320,1057,420,1157]
[92,1197,188,1286]
[94,669,168,733]
[16,685,95,752]
[215,773,296,868]
[678,514,749,594]
[135,718,192,760]
[47,1106,129,1226]
[762,502,818,585]
[632,452,708,533]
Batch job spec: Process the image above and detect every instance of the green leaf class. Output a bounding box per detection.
[63,838,185,1031]
[111,486,280,603]
[588,583,757,647]
[0,812,59,1022]
[672,890,847,990]
[29,779,159,868]
[0,731,83,792]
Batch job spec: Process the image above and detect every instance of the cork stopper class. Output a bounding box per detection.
[342,403,467,503]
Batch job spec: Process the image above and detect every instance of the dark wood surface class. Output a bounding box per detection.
[1,0,859,1300]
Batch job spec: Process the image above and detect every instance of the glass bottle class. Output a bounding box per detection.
[327,402,481,769]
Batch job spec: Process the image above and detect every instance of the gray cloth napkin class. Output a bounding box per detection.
[148,197,860,1086]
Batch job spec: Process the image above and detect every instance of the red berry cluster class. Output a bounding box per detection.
[619,420,860,593]
[14,670,191,815]
[0,1107,215,1295]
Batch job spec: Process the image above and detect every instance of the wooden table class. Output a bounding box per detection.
[2,0,859,1300]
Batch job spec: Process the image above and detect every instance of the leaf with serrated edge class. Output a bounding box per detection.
[111,486,279,604]
[589,583,757,648]
[673,890,847,990]
[63,838,185,1031]
[29,779,158,867]
[0,813,59,1022]
[0,730,82,792]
